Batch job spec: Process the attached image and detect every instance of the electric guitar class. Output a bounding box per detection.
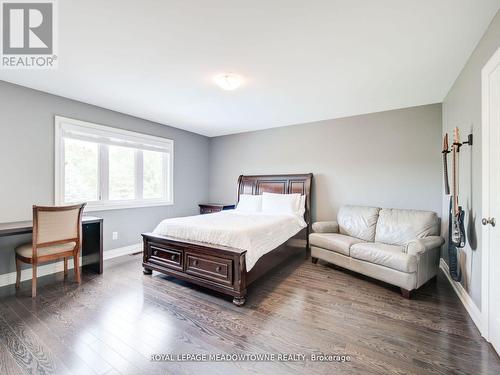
[451,127,466,248]
[445,128,466,282]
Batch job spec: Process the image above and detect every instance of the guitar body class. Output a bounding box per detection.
[447,197,462,282]
[452,206,466,248]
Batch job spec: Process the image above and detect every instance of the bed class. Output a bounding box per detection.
[141,174,313,306]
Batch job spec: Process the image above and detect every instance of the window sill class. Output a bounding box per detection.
[82,200,174,212]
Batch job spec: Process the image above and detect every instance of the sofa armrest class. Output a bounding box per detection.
[405,236,444,256]
[312,221,339,233]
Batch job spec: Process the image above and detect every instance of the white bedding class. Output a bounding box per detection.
[153,210,307,271]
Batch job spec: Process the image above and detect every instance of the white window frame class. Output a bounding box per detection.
[55,116,174,211]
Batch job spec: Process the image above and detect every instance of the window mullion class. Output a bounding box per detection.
[135,150,143,200]
[100,144,109,202]
[163,152,169,202]
[59,138,66,204]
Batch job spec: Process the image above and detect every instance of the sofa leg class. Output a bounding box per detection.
[311,257,318,264]
[400,288,412,299]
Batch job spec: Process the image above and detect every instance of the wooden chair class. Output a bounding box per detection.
[15,204,86,297]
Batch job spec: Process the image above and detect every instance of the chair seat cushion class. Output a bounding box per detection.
[350,242,417,273]
[309,233,365,256]
[15,242,76,258]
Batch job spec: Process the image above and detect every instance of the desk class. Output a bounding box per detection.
[198,203,236,214]
[0,216,104,274]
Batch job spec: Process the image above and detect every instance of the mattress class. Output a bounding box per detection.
[153,210,307,271]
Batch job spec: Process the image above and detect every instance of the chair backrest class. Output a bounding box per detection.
[33,204,86,247]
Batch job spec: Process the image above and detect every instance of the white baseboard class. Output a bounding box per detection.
[439,258,484,336]
[103,243,142,260]
[0,242,142,288]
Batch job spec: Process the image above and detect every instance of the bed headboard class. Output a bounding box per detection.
[237,174,313,225]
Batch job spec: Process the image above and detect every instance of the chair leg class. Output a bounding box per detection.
[31,264,37,298]
[63,257,68,278]
[74,254,81,283]
[311,257,319,264]
[15,258,21,289]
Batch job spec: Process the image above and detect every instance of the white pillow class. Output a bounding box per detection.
[297,195,306,216]
[261,192,301,214]
[235,194,262,213]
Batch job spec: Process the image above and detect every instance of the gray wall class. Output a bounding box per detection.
[208,104,443,221]
[0,81,210,274]
[441,10,500,309]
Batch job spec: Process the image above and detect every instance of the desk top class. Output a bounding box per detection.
[0,216,102,237]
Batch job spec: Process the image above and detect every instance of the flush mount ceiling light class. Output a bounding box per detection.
[213,73,243,91]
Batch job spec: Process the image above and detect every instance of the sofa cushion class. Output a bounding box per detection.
[309,233,365,256]
[337,205,380,242]
[375,208,439,246]
[350,242,417,273]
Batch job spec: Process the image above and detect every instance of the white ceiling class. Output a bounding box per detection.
[1,0,499,136]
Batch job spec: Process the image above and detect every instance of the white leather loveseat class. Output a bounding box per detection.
[310,205,444,298]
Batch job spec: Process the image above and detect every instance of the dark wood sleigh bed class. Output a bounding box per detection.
[141,173,313,306]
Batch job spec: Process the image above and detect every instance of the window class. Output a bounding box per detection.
[55,116,174,211]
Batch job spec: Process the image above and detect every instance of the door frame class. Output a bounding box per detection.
[481,46,500,342]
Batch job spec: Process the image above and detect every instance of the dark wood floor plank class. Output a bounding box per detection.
[0,312,45,374]
[0,302,67,375]
[1,253,499,375]
[13,296,121,375]
[253,276,485,358]
[0,339,24,375]
[251,264,495,374]
[12,265,236,375]
[5,296,100,375]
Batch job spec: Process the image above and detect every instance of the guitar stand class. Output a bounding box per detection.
[452,133,473,151]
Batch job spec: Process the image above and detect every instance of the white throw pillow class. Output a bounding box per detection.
[261,192,301,214]
[235,194,262,213]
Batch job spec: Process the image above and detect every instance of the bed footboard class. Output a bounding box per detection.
[142,233,248,305]
[142,228,307,306]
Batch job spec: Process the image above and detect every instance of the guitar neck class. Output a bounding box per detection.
[452,144,459,214]
[443,153,450,195]
[442,133,451,196]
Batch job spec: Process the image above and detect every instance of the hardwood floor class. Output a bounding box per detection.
[0,253,498,375]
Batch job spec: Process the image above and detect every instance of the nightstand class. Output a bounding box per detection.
[199,203,236,214]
